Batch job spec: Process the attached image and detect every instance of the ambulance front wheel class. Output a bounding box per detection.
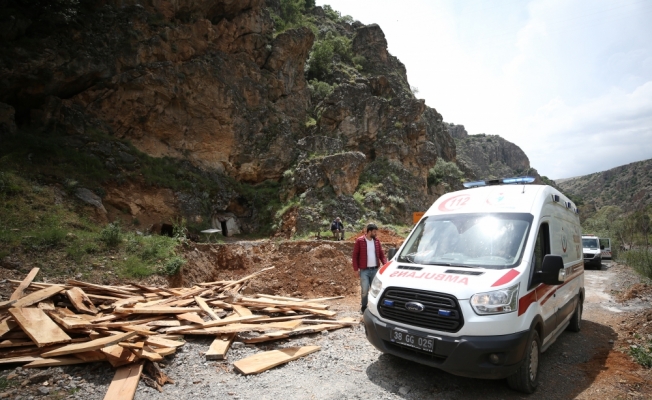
[507,329,540,394]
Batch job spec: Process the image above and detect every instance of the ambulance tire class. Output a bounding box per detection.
[567,297,583,332]
[507,329,540,394]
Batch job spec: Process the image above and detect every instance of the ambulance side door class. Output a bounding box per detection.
[530,220,557,339]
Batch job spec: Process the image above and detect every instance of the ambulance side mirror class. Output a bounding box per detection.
[538,255,565,285]
[387,248,398,260]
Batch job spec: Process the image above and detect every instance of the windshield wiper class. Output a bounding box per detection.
[422,262,481,269]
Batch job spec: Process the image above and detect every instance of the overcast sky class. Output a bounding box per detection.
[317,0,652,179]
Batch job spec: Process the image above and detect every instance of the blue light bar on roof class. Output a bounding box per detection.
[463,176,535,188]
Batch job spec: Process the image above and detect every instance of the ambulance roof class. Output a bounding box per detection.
[425,184,572,216]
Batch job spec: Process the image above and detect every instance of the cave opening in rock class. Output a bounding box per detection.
[220,220,228,237]
[369,148,376,161]
[161,223,174,237]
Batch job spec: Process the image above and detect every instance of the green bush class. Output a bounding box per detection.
[630,341,652,368]
[99,222,122,247]
[308,79,335,99]
[307,39,334,79]
[428,159,463,187]
[162,256,186,276]
[120,255,155,278]
[22,227,66,249]
[623,249,652,280]
[0,172,24,196]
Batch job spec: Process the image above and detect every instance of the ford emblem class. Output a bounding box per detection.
[405,301,425,312]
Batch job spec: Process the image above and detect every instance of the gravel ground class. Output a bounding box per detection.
[2,261,651,399]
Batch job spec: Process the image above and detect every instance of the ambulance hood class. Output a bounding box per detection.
[377,261,525,300]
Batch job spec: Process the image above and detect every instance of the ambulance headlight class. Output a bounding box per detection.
[470,284,519,315]
[369,276,383,298]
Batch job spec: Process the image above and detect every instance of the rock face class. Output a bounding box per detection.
[450,124,541,182]
[0,1,460,232]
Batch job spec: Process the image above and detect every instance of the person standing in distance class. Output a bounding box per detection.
[352,223,387,313]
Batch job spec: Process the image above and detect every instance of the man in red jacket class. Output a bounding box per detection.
[352,223,387,313]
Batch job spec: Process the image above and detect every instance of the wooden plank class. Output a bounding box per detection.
[239,331,291,344]
[0,339,35,348]
[194,296,220,321]
[119,342,145,350]
[239,297,329,310]
[103,362,144,400]
[301,317,358,326]
[37,300,55,310]
[67,280,138,296]
[73,350,106,362]
[40,331,137,357]
[2,285,64,309]
[294,308,337,317]
[134,346,163,362]
[66,287,99,314]
[101,345,138,368]
[111,296,146,308]
[0,356,40,365]
[176,312,204,324]
[119,325,156,336]
[146,320,180,327]
[46,309,92,330]
[180,320,303,335]
[197,315,267,329]
[9,308,71,347]
[114,307,202,314]
[9,267,40,301]
[91,316,161,328]
[151,347,176,356]
[206,334,236,360]
[145,336,184,349]
[0,317,17,337]
[24,356,90,368]
[232,304,252,317]
[233,346,320,375]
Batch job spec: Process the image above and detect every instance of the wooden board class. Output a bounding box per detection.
[46,309,92,330]
[146,320,180,327]
[0,317,18,338]
[194,296,220,320]
[179,320,303,335]
[197,315,266,329]
[233,346,320,375]
[0,356,40,365]
[9,267,40,301]
[2,285,64,309]
[103,362,144,400]
[145,336,185,349]
[239,331,291,344]
[115,307,202,314]
[24,356,90,368]
[101,345,137,368]
[134,345,163,361]
[40,331,136,357]
[9,308,71,347]
[66,287,99,315]
[0,339,35,348]
[176,312,204,324]
[205,334,235,360]
[232,304,252,317]
[73,350,106,362]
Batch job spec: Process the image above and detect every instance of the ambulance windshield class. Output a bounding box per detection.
[397,213,533,269]
[582,238,599,249]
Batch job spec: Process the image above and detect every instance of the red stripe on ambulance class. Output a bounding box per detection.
[491,269,520,287]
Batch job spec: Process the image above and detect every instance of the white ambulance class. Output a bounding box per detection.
[364,177,584,393]
[581,234,602,269]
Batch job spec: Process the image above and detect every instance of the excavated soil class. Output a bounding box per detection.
[175,240,361,298]
[348,228,405,247]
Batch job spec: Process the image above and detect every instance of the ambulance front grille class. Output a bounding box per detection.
[378,287,464,333]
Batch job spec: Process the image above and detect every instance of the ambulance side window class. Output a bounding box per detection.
[530,223,550,288]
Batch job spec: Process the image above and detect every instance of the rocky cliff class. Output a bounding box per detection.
[557,158,652,215]
[0,0,458,235]
[447,123,542,182]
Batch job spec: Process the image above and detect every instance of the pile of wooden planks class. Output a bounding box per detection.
[0,267,355,399]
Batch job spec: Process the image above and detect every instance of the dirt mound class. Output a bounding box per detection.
[617,282,652,302]
[348,228,405,247]
[176,240,360,298]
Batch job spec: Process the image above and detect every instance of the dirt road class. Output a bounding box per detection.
[2,261,651,399]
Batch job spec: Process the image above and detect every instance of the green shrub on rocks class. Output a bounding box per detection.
[99,222,122,248]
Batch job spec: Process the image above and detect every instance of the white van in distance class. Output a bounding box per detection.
[581,234,602,269]
[364,177,584,393]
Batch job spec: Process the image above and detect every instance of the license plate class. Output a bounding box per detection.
[391,329,435,352]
